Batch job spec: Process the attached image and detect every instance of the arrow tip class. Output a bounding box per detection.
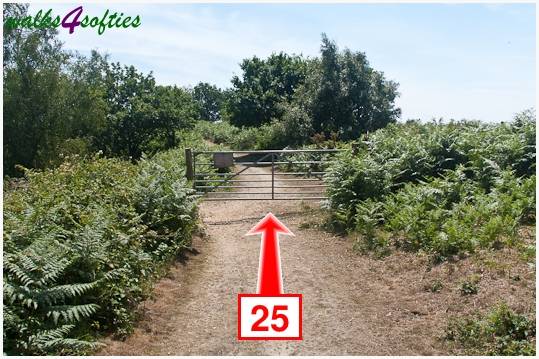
[246,212,295,237]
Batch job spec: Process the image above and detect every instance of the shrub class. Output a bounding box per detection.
[194,104,315,151]
[229,126,263,150]
[459,275,481,295]
[193,120,240,145]
[325,149,390,219]
[446,303,536,355]
[325,116,536,260]
[352,199,389,257]
[3,154,199,355]
[424,279,444,293]
[355,168,535,260]
[255,103,314,149]
[326,117,536,220]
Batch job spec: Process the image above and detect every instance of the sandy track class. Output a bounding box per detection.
[100,166,535,355]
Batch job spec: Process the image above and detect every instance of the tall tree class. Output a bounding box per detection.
[296,34,400,140]
[154,85,199,147]
[309,34,343,135]
[94,62,200,158]
[225,53,309,127]
[96,63,157,158]
[3,3,28,70]
[3,3,107,174]
[192,82,224,122]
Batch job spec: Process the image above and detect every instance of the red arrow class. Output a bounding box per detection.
[246,213,294,295]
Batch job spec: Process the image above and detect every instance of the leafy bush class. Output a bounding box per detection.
[229,126,266,150]
[194,105,315,151]
[327,116,535,217]
[446,303,536,355]
[3,154,199,355]
[350,168,535,261]
[325,114,536,260]
[424,279,444,293]
[352,199,389,257]
[459,275,481,295]
[219,120,304,151]
[325,148,390,228]
[249,104,315,150]
[193,121,240,145]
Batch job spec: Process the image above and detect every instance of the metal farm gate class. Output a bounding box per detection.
[185,149,343,201]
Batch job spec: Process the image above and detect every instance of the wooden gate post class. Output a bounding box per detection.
[185,148,194,181]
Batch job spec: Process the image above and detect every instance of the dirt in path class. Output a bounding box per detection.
[100,166,535,355]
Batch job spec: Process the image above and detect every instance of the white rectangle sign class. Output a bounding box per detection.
[238,294,302,340]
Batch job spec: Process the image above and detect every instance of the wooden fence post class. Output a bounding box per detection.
[185,148,194,181]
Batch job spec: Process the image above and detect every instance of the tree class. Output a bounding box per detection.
[3,3,28,70]
[3,5,199,175]
[224,35,399,142]
[307,35,344,135]
[225,53,309,127]
[93,62,200,158]
[154,85,199,148]
[3,3,107,175]
[192,82,224,122]
[296,34,401,140]
[96,63,156,158]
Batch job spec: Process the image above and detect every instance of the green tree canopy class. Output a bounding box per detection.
[3,4,106,174]
[96,63,199,159]
[225,52,309,127]
[192,82,225,122]
[3,12,401,175]
[223,35,400,142]
[296,34,401,140]
[3,4,200,175]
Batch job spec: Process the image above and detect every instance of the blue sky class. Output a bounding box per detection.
[30,2,536,122]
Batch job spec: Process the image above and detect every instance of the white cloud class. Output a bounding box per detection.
[27,3,535,122]
[32,3,318,88]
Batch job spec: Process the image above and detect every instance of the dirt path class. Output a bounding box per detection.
[100,166,534,355]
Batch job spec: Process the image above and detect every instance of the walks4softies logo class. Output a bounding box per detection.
[4,6,141,35]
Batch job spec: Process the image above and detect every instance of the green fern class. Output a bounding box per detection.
[3,240,103,354]
[326,115,536,260]
[4,151,201,354]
